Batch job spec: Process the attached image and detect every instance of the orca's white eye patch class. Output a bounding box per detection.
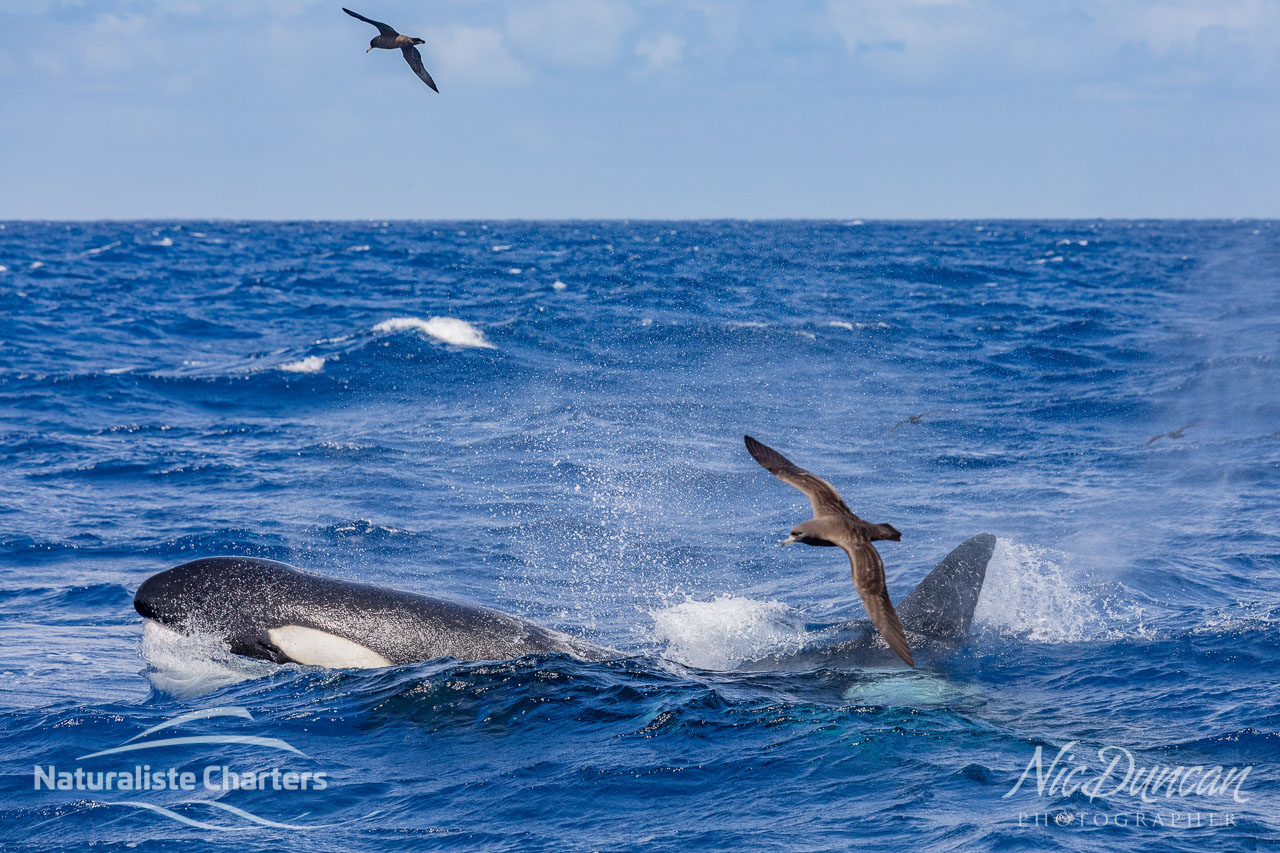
[267,625,391,669]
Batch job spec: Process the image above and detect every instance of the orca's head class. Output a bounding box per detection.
[134,557,286,633]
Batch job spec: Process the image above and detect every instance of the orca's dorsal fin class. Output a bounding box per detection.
[895,534,996,640]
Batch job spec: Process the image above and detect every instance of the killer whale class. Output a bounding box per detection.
[134,534,995,670]
[134,558,617,667]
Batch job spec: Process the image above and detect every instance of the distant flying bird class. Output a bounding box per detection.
[1146,421,1201,446]
[343,7,438,92]
[887,411,950,435]
[744,435,914,666]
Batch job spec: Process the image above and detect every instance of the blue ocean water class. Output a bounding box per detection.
[0,220,1278,851]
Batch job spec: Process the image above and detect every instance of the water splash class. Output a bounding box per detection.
[139,621,277,699]
[973,538,1148,642]
[650,596,810,670]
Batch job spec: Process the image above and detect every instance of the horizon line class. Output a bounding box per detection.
[3,216,1277,225]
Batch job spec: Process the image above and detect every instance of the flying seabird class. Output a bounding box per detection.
[343,7,438,92]
[1146,421,1201,446]
[887,411,950,435]
[743,435,914,666]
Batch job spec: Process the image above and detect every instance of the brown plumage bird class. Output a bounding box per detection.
[743,435,914,666]
[887,410,950,435]
[1145,421,1200,446]
[343,7,438,92]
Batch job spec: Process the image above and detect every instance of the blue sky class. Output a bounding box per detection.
[2,0,1277,219]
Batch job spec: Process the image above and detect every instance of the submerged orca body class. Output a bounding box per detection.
[134,534,995,671]
[134,558,615,668]
[744,533,997,670]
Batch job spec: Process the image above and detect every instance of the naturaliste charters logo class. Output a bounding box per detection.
[32,707,344,831]
[1004,740,1251,804]
[34,763,327,794]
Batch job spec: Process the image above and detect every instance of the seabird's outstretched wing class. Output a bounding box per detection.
[401,45,439,92]
[838,538,915,666]
[1145,432,1167,446]
[343,7,397,36]
[744,435,855,519]
[886,419,911,434]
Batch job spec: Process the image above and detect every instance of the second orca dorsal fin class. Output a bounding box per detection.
[895,533,996,640]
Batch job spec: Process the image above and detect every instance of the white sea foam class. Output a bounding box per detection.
[346,244,371,252]
[552,280,568,291]
[0,265,7,273]
[825,320,891,330]
[29,261,44,270]
[86,241,121,255]
[372,316,495,349]
[491,244,512,252]
[140,620,276,699]
[153,236,173,247]
[650,595,810,671]
[278,355,326,374]
[507,267,523,274]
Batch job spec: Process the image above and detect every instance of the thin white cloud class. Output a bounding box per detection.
[824,0,1280,90]
[505,0,639,68]
[1103,0,1280,54]
[164,0,327,19]
[635,32,686,71]
[423,25,530,85]
[827,0,976,51]
[92,12,145,35]
[688,0,742,46]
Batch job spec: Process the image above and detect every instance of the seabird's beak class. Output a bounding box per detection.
[366,46,374,53]
[781,534,799,545]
